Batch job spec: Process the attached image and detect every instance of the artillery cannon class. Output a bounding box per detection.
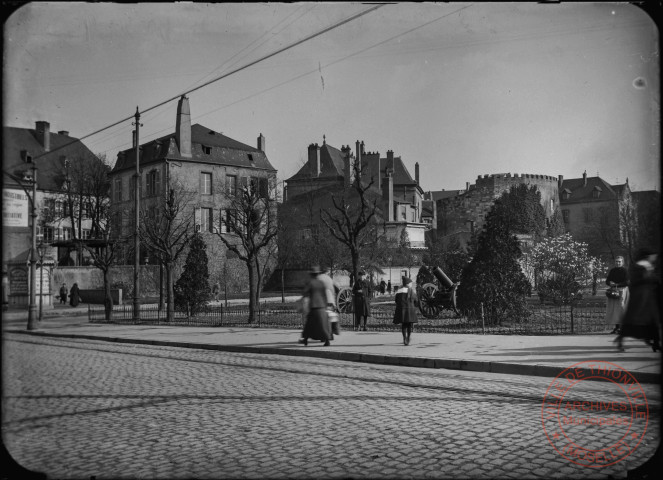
[418,267,459,318]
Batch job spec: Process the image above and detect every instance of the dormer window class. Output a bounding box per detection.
[202,145,212,155]
[248,153,254,162]
[562,189,572,200]
[592,186,602,199]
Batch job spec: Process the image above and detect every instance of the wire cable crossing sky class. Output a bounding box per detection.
[4,3,660,192]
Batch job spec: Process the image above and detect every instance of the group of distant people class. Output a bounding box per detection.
[604,248,660,352]
[58,283,81,307]
[298,268,419,347]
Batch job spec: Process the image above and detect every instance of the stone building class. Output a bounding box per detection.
[109,95,277,266]
[3,121,99,305]
[559,171,631,260]
[284,138,430,250]
[436,172,560,244]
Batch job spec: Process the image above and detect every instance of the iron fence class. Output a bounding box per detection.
[89,299,611,335]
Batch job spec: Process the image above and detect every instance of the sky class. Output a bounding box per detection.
[3,2,661,192]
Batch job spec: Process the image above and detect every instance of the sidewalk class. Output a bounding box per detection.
[4,312,661,384]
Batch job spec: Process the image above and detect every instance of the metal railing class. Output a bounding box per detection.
[89,300,611,335]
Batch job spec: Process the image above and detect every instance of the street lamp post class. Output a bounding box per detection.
[37,241,45,321]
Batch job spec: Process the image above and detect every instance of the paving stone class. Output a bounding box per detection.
[2,334,659,479]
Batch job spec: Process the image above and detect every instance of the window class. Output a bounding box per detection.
[63,227,72,240]
[226,175,237,196]
[114,178,123,202]
[55,200,64,216]
[82,229,91,239]
[200,208,213,233]
[43,227,54,243]
[63,201,71,217]
[562,209,570,224]
[583,208,594,223]
[592,188,602,199]
[201,172,212,195]
[202,145,212,155]
[247,153,254,162]
[146,169,161,197]
[258,178,269,199]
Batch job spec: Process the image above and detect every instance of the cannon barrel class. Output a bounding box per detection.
[432,267,455,289]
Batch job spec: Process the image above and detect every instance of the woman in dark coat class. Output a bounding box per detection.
[301,266,333,346]
[352,271,371,331]
[615,248,660,352]
[69,283,80,307]
[393,277,419,345]
[604,256,629,334]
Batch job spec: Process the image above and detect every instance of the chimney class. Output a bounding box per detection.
[355,140,362,178]
[342,145,352,187]
[176,95,192,158]
[558,175,564,189]
[387,169,394,222]
[257,133,265,152]
[35,121,50,151]
[386,150,394,167]
[582,170,587,187]
[58,130,69,137]
[466,182,470,191]
[415,162,420,185]
[308,143,321,177]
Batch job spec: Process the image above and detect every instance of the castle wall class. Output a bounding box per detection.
[436,173,560,237]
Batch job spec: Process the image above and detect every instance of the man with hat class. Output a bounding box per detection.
[299,265,333,346]
[352,270,371,331]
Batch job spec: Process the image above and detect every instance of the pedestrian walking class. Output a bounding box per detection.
[615,248,660,352]
[387,280,392,294]
[69,283,81,307]
[605,256,629,334]
[212,282,220,302]
[59,283,68,305]
[299,265,333,346]
[393,276,419,345]
[352,271,371,331]
[316,266,340,337]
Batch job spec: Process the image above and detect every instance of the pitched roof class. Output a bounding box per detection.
[427,190,465,201]
[361,154,418,187]
[286,143,346,181]
[286,142,420,189]
[3,126,99,191]
[560,175,624,203]
[112,123,276,173]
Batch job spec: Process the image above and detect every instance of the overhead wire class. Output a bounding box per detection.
[29,3,386,162]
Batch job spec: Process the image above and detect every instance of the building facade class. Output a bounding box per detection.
[3,121,100,304]
[109,96,277,267]
[284,138,429,249]
[559,171,631,260]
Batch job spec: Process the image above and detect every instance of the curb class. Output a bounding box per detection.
[8,329,661,385]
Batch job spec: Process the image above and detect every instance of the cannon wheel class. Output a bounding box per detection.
[336,287,353,313]
[419,284,441,318]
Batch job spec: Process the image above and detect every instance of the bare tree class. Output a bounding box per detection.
[138,182,194,322]
[214,176,279,323]
[82,212,123,321]
[320,161,381,281]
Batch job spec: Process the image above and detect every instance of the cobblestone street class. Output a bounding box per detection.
[3,333,660,479]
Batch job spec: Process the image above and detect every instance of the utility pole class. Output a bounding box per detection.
[133,107,142,322]
[28,164,38,330]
